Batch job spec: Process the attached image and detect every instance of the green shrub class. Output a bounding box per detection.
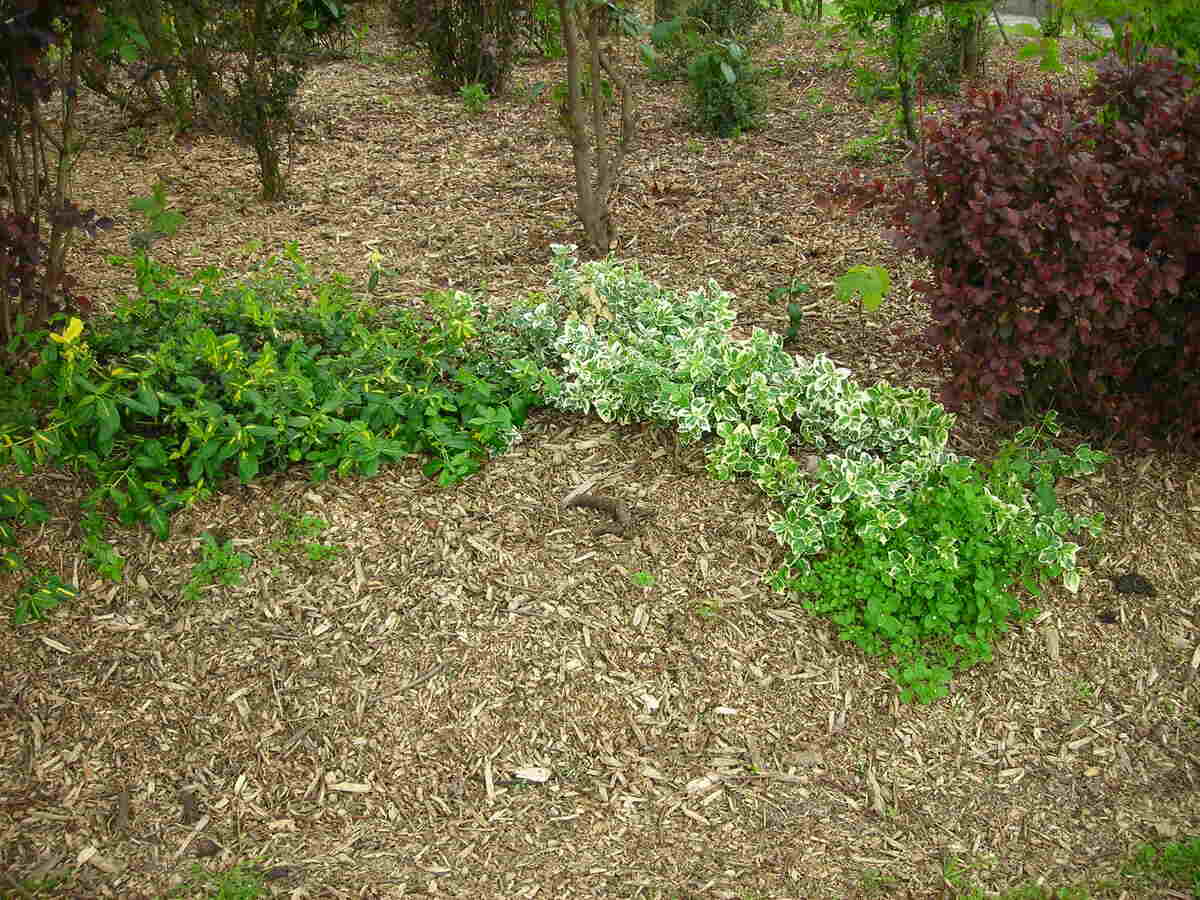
[299,0,352,51]
[460,80,490,113]
[2,245,540,550]
[391,0,526,94]
[785,422,1100,703]
[687,0,768,37]
[915,11,994,96]
[687,39,763,137]
[643,18,710,82]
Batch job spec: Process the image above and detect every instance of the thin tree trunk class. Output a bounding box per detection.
[557,0,635,254]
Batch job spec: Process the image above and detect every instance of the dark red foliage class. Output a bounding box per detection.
[823,51,1200,448]
[1,0,111,356]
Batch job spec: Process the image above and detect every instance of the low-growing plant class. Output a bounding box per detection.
[835,264,890,331]
[0,486,48,562]
[0,246,540,584]
[183,531,252,602]
[840,109,906,163]
[851,63,897,102]
[269,512,343,562]
[1125,836,1200,896]
[129,181,185,253]
[10,569,78,625]
[460,81,490,114]
[495,247,1107,703]
[80,511,125,582]
[687,39,764,138]
[630,570,656,588]
[170,861,268,899]
[768,277,811,344]
[781,415,1103,703]
[782,302,806,345]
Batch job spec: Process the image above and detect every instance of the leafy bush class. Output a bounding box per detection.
[687,0,768,37]
[500,246,1106,703]
[515,0,564,58]
[825,54,1200,447]
[1062,0,1200,70]
[916,9,994,96]
[642,16,710,82]
[299,0,352,51]
[787,418,1100,703]
[83,0,312,198]
[687,39,763,137]
[391,0,526,94]
[2,246,540,547]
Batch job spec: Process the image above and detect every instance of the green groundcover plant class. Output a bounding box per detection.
[0,245,539,566]
[2,241,1108,706]
[486,245,1107,703]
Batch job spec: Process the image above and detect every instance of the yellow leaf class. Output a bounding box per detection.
[49,317,84,344]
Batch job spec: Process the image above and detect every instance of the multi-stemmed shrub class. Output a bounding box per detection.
[685,0,769,37]
[298,0,354,52]
[0,0,114,353]
[826,52,1200,448]
[392,0,527,94]
[488,246,1106,703]
[687,39,763,137]
[85,0,313,199]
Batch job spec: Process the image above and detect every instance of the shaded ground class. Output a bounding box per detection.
[2,5,1199,898]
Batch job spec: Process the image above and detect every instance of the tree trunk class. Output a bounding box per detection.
[892,3,917,142]
[557,0,635,254]
[945,0,986,78]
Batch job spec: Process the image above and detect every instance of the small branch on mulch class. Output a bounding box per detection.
[563,492,632,536]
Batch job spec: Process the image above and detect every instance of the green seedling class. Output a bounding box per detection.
[630,570,656,588]
[835,265,890,328]
[459,81,489,115]
[695,595,723,619]
[270,514,342,563]
[769,278,811,344]
[184,531,252,602]
[129,180,184,252]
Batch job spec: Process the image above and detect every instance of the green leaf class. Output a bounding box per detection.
[238,451,260,483]
[109,485,130,514]
[96,398,121,444]
[137,383,160,417]
[147,506,170,540]
[11,445,33,475]
[834,265,891,313]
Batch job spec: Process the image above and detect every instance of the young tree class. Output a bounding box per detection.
[557,0,635,253]
[943,0,989,78]
[842,0,993,140]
